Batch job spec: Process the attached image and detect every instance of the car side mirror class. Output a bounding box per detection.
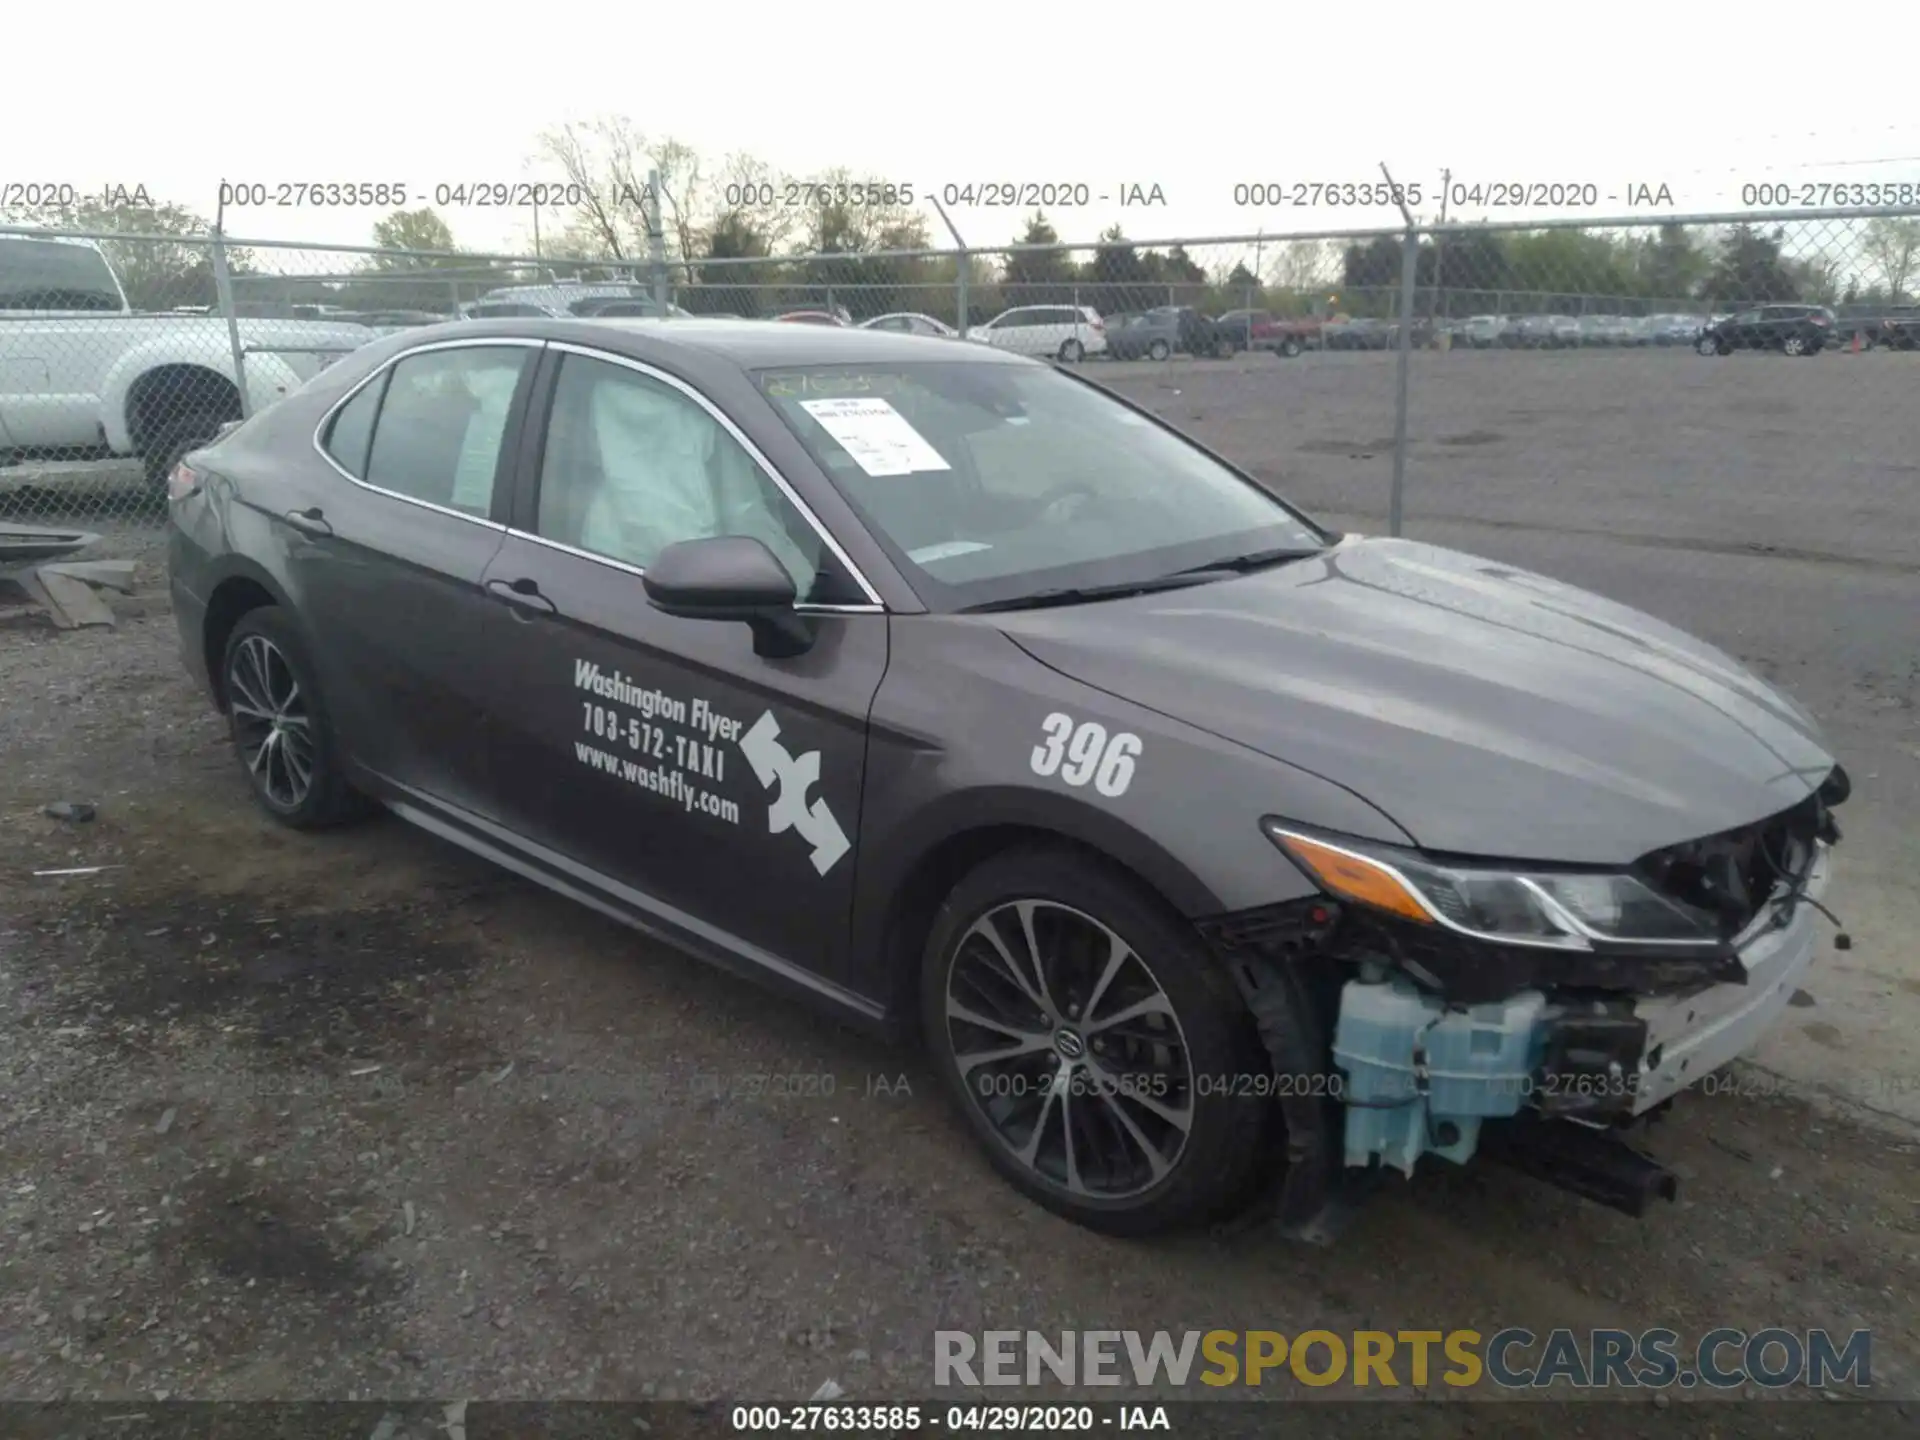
[642,535,814,658]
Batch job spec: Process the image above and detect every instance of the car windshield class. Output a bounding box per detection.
[757,361,1328,610]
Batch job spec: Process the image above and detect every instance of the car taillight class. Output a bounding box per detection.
[167,462,202,502]
[1089,317,1104,330]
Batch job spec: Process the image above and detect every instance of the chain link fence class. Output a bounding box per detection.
[5,209,1917,574]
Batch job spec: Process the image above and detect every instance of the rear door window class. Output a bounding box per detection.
[363,346,531,516]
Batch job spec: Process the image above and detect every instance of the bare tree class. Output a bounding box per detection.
[1861,217,1920,300]
[535,117,653,261]
[709,152,802,253]
[1267,239,1335,295]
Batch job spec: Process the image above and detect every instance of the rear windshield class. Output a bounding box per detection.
[0,237,126,311]
[757,361,1326,610]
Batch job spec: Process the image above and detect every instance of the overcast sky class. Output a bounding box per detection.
[11,1,1919,258]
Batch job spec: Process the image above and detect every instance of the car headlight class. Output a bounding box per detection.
[1263,823,1723,951]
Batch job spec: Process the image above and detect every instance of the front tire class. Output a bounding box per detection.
[1147,339,1171,362]
[220,607,371,829]
[920,847,1274,1236]
[1697,334,1724,356]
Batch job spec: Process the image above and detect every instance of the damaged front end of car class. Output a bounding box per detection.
[1198,764,1851,1240]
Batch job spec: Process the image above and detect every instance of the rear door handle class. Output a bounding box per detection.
[486,576,557,616]
[283,507,333,537]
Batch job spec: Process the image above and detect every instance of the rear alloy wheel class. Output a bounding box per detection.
[221,607,371,828]
[1783,334,1808,357]
[1147,339,1171,362]
[1058,339,1085,363]
[1280,337,1304,358]
[1696,334,1723,356]
[921,848,1272,1236]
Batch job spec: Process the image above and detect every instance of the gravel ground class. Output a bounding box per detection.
[3,345,1917,1427]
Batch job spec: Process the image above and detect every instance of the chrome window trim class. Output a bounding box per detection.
[489,527,884,616]
[308,335,548,531]
[536,340,887,608]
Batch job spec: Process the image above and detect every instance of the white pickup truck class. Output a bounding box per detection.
[0,233,376,489]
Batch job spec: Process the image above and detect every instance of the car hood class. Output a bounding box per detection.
[992,537,1836,865]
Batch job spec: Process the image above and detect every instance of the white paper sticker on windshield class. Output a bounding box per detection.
[799,397,951,477]
[908,540,993,563]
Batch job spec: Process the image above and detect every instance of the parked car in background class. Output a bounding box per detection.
[1832,302,1920,349]
[1640,314,1704,346]
[1109,307,1232,360]
[776,310,851,327]
[1213,309,1319,357]
[966,304,1107,361]
[1590,315,1640,346]
[460,294,692,321]
[0,233,374,489]
[1509,315,1556,348]
[1324,317,1395,350]
[350,309,449,330]
[1575,316,1609,347]
[1696,304,1833,357]
[1879,309,1920,350]
[1547,315,1581,347]
[859,312,958,338]
[1458,315,1514,348]
[570,296,696,319]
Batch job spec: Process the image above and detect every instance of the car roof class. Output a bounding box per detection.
[410,316,1030,368]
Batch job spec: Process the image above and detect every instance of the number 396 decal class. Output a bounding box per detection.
[1029,712,1142,798]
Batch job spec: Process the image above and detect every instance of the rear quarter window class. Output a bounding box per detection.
[321,372,388,477]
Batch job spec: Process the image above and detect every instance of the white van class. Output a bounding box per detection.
[965,304,1107,361]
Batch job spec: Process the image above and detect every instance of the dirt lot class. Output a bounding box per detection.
[3,345,1917,1426]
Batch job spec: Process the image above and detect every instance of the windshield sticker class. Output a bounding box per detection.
[569,658,851,875]
[764,371,905,398]
[799,396,951,477]
[908,540,993,563]
[1030,711,1142,799]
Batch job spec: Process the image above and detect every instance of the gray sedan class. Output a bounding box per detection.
[164,317,1850,1238]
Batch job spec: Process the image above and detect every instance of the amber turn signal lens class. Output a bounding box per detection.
[1272,832,1434,924]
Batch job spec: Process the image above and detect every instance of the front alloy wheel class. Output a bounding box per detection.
[945,900,1195,1200]
[922,848,1273,1235]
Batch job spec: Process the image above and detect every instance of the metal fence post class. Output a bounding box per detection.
[1389,222,1419,538]
[955,248,969,334]
[646,168,669,310]
[209,227,251,419]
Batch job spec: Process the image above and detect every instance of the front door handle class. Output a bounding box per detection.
[486,576,557,616]
[283,506,333,537]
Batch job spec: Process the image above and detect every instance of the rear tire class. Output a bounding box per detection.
[1697,334,1723,356]
[1279,337,1304,358]
[1146,339,1171,362]
[1783,334,1808,357]
[1058,339,1085,363]
[920,846,1275,1237]
[220,607,373,829]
